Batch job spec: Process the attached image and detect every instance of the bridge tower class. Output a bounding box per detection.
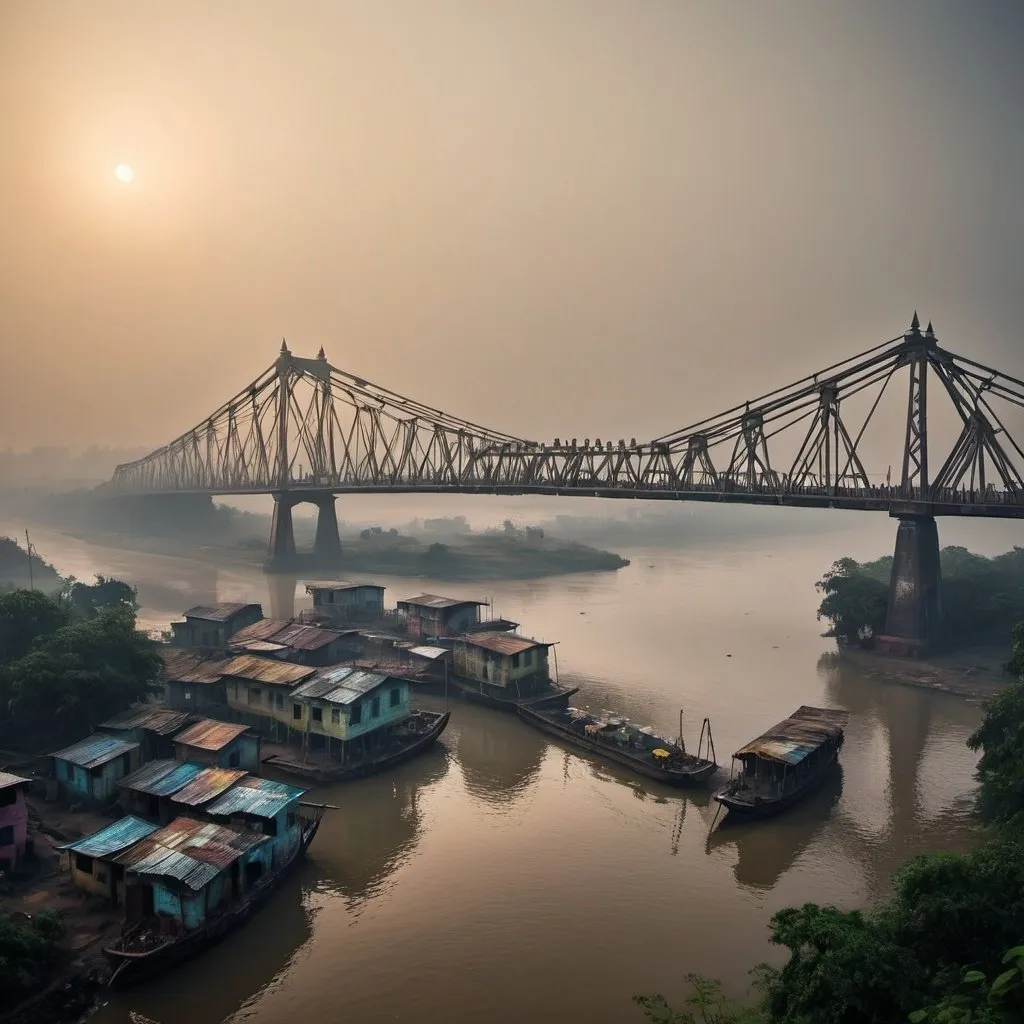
[876,315,943,655]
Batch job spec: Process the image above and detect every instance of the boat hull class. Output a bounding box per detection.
[517,705,717,787]
[453,678,579,713]
[262,710,450,784]
[713,751,841,820]
[104,817,322,991]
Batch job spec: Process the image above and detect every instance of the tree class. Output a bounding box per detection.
[635,976,764,1024]
[1008,623,1024,678]
[815,558,889,645]
[0,589,68,664]
[61,575,137,619]
[967,679,1024,825]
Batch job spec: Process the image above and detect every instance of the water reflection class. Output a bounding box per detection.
[92,868,317,1024]
[452,705,547,806]
[308,744,451,905]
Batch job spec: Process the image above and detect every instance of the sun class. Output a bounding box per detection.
[114,163,134,184]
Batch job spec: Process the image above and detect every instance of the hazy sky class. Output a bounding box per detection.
[2,1,1023,455]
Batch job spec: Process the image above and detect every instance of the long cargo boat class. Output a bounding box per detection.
[451,676,579,712]
[517,704,718,786]
[712,705,848,821]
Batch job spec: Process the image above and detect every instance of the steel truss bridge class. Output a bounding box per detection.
[110,315,1024,520]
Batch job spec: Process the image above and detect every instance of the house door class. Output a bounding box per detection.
[125,882,154,920]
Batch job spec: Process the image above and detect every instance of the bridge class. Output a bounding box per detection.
[110,314,1024,652]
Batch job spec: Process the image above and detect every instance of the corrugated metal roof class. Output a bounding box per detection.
[98,706,193,736]
[170,767,247,807]
[159,648,231,685]
[173,718,250,752]
[0,771,31,791]
[454,632,551,656]
[407,646,449,660]
[182,603,261,622]
[217,654,316,687]
[238,640,289,653]
[398,594,485,610]
[116,816,267,891]
[303,580,384,593]
[51,735,139,770]
[205,776,305,820]
[734,706,849,765]
[56,815,159,857]
[228,618,292,644]
[119,759,205,797]
[291,665,390,706]
[269,622,346,651]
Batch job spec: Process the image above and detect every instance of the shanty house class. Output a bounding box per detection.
[289,667,410,757]
[219,655,316,740]
[228,619,355,667]
[169,766,248,815]
[172,719,260,771]
[51,735,141,806]
[118,760,206,823]
[96,706,193,762]
[396,594,486,638]
[57,816,159,903]
[204,776,306,869]
[158,648,231,711]
[452,632,554,696]
[0,772,31,872]
[115,816,271,930]
[170,603,263,649]
[304,581,385,623]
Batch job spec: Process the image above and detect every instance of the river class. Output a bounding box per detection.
[5,506,1018,1024]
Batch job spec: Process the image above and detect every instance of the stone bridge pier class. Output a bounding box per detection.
[875,515,943,656]
[265,492,343,573]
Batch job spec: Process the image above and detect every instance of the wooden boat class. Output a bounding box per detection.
[517,705,718,787]
[261,709,450,784]
[712,705,848,822]
[450,676,579,712]
[104,810,323,990]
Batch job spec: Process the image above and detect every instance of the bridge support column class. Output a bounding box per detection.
[265,493,297,572]
[312,495,343,568]
[875,515,943,656]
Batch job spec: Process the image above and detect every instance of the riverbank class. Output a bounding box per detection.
[833,644,1010,704]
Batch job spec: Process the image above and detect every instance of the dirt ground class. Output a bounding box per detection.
[839,644,1011,705]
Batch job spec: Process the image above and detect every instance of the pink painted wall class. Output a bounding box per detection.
[0,784,29,869]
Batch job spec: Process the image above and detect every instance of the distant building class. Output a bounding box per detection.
[170,603,264,649]
[0,772,31,872]
[452,632,554,697]
[57,816,159,903]
[289,667,411,759]
[118,760,207,824]
[396,594,487,638]
[51,735,142,806]
[96,706,194,762]
[157,648,231,711]
[228,618,356,667]
[219,655,317,742]
[171,719,260,771]
[204,776,306,869]
[304,581,386,624]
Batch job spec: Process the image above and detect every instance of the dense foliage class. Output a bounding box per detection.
[816,546,1024,648]
[0,537,61,594]
[637,625,1024,1024]
[0,908,65,1002]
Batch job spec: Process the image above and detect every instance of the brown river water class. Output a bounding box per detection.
[6,506,1020,1024]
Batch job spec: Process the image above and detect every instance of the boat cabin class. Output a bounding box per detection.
[57,816,159,904]
[396,594,486,638]
[115,816,271,932]
[452,632,553,696]
[304,581,386,623]
[729,706,848,800]
[157,648,231,712]
[0,772,31,873]
[118,760,207,823]
[171,718,260,771]
[51,735,142,806]
[228,619,357,667]
[170,603,264,650]
[204,776,306,869]
[96,706,194,762]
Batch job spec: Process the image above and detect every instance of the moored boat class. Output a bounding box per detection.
[712,705,848,822]
[261,709,450,784]
[517,704,718,786]
[452,676,580,712]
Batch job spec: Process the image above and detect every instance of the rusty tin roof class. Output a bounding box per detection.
[98,706,193,736]
[159,648,231,685]
[51,735,139,770]
[118,759,205,797]
[303,580,384,593]
[290,665,390,706]
[454,632,552,656]
[397,594,485,610]
[172,718,251,752]
[205,776,305,820]
[734,706,849,765]
[181,602,262,622]
[228,618,292,644]
[217,654,316,687]
[169,767,248,807]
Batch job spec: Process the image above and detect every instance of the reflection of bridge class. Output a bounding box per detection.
[107,315,1024,649]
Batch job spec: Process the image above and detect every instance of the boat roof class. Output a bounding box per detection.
[454,631,552,656]
[51,735,139,770]
[205,776,305,820]
[734,706,849,765]
[56,815,159,858]
[172,718,250,752]
[97,706,193,736]
[398,594,486,610]
[118,759,206,797]
[291,665,391,706]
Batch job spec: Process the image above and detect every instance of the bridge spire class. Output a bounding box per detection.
[280,338,290,355]
[317,346,326,361]
[908,311,921,335]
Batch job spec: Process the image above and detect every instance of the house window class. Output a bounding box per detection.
[511,653,520,668]
[287,811,297,828]
[0,788,16,808]
[312,707,323,723]
[0,825,13,846]
[371,695,381,718]
[524,649,533,667]
[350,703,362,726]
[248,687,261,705]
[184,687,194,701]
[228,750,240,768]
[75,853,93,873]
[121,753,132,774]
[331,708,340,724]
[96,869,107,884]
[293,703,302,720]
[389,687,400,708]
[275,693,284,709]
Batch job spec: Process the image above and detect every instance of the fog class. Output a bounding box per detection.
[2,0,1022,461]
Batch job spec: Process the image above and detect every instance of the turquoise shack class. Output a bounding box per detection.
[51,735,142,806]
[171,719,261,771]
[204,776,306,869]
